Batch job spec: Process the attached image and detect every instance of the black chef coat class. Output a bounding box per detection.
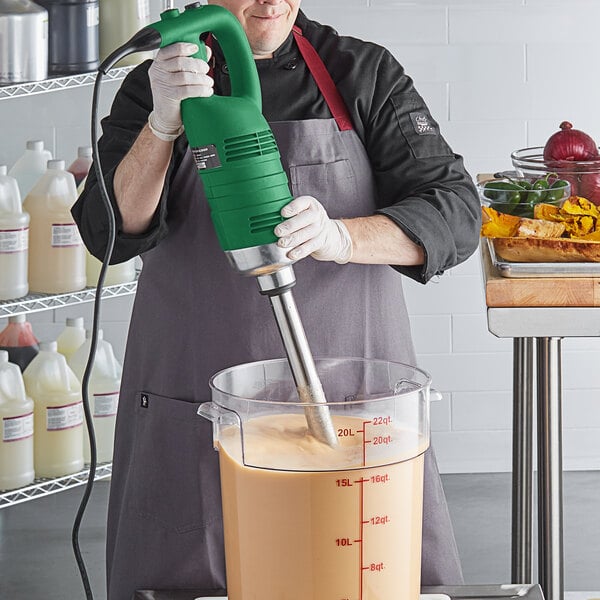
[72,9,481,284]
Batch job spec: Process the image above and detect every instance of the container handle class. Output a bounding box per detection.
[197,402,239,426]
[430,388,443,402]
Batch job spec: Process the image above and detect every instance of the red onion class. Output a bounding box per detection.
[543,121,599,162]
[579,172,600,205]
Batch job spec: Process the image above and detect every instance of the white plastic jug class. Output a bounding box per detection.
[0,350,35,491]
[99,0,152,67]
[56,316,86,361]
[86,252,137,287]
[0,165,29,300]
[23,340,83,477]
[68,329,121,463]
[8,140,52,200]
[23,159,86,294]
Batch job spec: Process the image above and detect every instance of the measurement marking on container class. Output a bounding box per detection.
[372,416,392,426]
[337,478,353,487]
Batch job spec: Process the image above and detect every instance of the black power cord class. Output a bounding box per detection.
[70,28,162,600]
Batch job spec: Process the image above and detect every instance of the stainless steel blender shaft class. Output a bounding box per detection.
[256,266,338,447]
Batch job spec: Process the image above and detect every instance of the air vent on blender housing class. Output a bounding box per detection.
[224,130,278,162]
[249,210,284,234]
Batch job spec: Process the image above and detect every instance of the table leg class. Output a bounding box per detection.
[536,337,564,600]
[512,338,534,584]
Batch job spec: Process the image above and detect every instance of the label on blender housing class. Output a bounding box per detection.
[51,223,83,248]
[2,412,34,442]
[0,227,28,253]
[46,402,83,431]
[191,145,222,170]
[93,392,119,418]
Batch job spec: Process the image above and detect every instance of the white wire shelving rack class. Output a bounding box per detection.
[0,67,140,511]
[0,463,112,509]
[0,67,134,101]
[0,279,138,319]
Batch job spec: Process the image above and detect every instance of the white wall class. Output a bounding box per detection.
[1,0,600,473]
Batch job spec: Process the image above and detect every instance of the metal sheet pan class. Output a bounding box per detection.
[487,238,600,278]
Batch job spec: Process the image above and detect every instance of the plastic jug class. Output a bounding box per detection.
[23,340,83,478]
[0,351,35,491]
[67,146,92,187]
[0,165,29,300]
[23,159,86,294]
[99,0,152,67]
[56,316,86,361]
[0,314,39,371]
[199,357,432,600]
[86,253,137,287]
[68,329,121,463]
[8,140,52,200]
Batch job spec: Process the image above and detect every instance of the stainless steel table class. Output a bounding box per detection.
[483,241,600,600]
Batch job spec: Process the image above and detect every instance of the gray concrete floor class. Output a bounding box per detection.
[0,472,599,599]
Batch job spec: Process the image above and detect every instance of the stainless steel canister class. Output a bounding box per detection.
[0,0,48,84]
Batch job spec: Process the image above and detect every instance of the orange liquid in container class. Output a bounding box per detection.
[218,413,426,600]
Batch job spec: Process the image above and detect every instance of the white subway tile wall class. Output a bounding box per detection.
[1,0,599,473]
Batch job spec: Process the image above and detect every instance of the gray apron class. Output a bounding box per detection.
[106,37,463,600]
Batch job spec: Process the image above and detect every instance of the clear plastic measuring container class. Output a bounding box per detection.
[198,357,435,600]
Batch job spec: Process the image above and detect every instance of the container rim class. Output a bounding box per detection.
[512,146,600,168]
[208,356,433,406]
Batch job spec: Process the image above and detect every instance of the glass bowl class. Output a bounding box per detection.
[512,146,600,205]
[478,175,570,219]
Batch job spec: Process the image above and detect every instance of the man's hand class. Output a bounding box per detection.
[275,196,353,264]
[147,43,214,138]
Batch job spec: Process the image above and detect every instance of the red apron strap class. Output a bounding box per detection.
[292,25,354,132]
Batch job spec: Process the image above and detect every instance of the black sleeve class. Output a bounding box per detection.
[363,50,481,283]
[71,61,180,264]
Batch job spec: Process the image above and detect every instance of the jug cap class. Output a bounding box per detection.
[47,159,65,171]
[0,350,8,364]
[26,140,44,151]
[39,340,58,352]
[8,314,26,324]
[78,146,92,158]
[66,317,84,328]
[0,165,6,176]
[85,328,103,339]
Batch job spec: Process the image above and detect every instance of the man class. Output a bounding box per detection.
[73,1,481,598]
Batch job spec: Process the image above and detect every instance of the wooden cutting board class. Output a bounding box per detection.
[481,239,600,307]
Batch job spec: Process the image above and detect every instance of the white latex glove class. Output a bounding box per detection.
[147,43,213,139]
[275,196,353,264]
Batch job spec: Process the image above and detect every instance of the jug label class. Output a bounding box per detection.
[87,5,100,27]
[138,0,150,20]
[0,227,28,253]
[46,402,83,431]
[51,224,83,248]
[93,392,119,418]
[2,412,34,442]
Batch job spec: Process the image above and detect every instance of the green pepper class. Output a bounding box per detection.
[483,181,522,207]
[546,179,569,202]
[530,178,549,203]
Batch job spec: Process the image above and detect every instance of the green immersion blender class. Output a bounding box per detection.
[102,3,337,446]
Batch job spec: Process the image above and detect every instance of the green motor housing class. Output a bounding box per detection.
[148,4,292,252]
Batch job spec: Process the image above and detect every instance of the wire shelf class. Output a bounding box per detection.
[0,278,138,319]
[0,67,134,101]
[0,462,112,509]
